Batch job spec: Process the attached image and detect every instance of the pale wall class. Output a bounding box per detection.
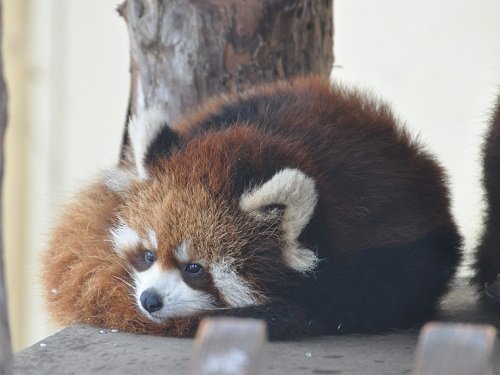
[333,0,500,273]
[4,0,129,350]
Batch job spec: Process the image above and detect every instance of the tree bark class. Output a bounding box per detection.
[0,0,12,372]
[119,0,333,156]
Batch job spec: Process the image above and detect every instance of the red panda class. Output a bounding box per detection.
[42,77,462,340]
[475,92,500,310]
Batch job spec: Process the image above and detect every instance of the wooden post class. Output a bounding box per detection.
[188,318,267,375]
[118,0,333,156]
[411,323,497,375]
[0,0,12,372]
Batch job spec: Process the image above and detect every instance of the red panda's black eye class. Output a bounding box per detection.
[144,250,156,266]
[184,263,203,276]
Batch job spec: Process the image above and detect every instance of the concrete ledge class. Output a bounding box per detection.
[14,279,500,374]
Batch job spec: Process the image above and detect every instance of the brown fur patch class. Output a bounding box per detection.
[42,77,460,338]
[175,78,454,253]
[41,180,201,336]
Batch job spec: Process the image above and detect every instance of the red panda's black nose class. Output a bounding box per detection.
[140,290,163,313]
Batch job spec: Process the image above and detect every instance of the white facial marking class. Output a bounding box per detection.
[239,168,320,273]
[134,264,215,322]
[174,241,190,263]
[110,222,141,255]
[211,260,261,307]
[147,228,158,250]
[128,107,169,180]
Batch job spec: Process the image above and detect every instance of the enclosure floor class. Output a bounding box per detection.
[13,279,500,375]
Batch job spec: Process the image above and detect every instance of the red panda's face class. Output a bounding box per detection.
[106,108,321,324]
[110,180,269,321]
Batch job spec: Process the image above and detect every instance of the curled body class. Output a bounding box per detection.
[42,78,461,339]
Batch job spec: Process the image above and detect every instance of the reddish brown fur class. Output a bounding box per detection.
[176,78,453,252]
[42,77,460,338]
[41,181,198,335]
[121,164,282,301]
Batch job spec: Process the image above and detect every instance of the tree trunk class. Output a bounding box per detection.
[119,0,333,156]
[0,0,12,372]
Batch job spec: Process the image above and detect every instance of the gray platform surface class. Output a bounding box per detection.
[14,279,500,374]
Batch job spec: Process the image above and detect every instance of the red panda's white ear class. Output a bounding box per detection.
[128,107,170,181]
[103,108,178,193]
[239,168,320,273]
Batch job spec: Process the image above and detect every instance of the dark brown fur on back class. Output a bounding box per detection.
[175,79,454,253]
[42,77,462,339]
[475,92,500,309]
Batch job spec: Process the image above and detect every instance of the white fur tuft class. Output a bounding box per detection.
[239,168,320,273]
[211,260,261,307]
[174,241,190,263]
[128,107,168,180]
[147,228,158,250]
[109,221,141,255]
